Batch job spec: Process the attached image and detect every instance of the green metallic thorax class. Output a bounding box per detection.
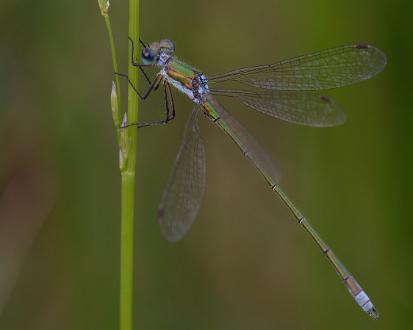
[164,58,218,119]
[165,57,198,90]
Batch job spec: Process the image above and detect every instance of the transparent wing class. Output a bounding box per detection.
[158,108,206,242]
[209,44,387,91]
[206,96,280,185]
[211,89,346,127]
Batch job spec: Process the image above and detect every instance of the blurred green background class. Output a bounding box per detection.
[0,0,411,329]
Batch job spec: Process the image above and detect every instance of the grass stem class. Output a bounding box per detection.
[119,1,140,330]
[98,0,140,328]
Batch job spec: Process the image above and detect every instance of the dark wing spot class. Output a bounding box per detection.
[157,208,165,223]
[355,43,369,49]
[320,95,331,103]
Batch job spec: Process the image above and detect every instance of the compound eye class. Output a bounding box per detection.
[141,48,155,64]
[160,39,175,53]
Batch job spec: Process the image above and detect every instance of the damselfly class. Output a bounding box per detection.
[119,38,386,318]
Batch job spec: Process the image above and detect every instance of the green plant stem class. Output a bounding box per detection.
[120,171,135,330]
[119,0,140,330]
[103,15,122,141]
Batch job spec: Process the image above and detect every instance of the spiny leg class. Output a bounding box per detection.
[115,72,161,127]
[139,38,148,48]
[139,67,152,86]
[136,81,175,128]
[166,82,175,120]
[160,80,176,123]
[114,72,162,100]
[128,37,152,85]
[122,80,176,128]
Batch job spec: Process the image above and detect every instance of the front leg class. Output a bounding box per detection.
[115,72,163,100]
[122,80,176,129]
[128,37,152,85]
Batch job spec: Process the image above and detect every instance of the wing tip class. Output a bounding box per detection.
[160,227,185,243]
[158,208,187,243]
[353,42,388,73]
[319,95,347,127]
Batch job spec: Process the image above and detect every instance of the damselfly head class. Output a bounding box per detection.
[141,39,175,66]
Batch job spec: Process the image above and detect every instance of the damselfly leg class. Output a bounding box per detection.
[116,72,176,128]
[128,37,151,84]
[114,72,161,100]
[134,81,175,128]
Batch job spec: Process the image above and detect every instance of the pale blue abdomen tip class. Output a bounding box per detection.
[355,290,379,319]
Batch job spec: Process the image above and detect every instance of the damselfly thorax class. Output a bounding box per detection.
[160,58,210,105]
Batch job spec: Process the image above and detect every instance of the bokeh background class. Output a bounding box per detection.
[0,0,412,329]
